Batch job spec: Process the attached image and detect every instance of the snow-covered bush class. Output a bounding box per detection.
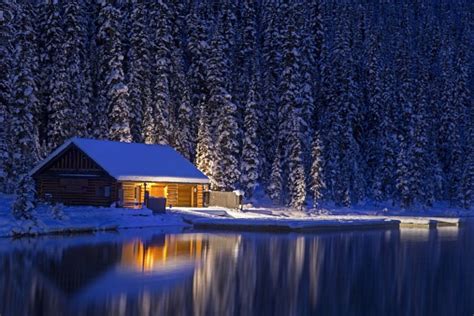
[51,203,65,220]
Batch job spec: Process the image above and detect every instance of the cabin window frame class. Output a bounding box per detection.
[104,186,111,198]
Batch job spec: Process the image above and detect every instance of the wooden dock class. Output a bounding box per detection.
[188,214,462,233]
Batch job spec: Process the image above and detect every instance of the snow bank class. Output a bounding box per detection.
[243,187,473,218]
[0,194,188,238]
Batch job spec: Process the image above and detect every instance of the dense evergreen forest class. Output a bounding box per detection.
[0,0,472,211]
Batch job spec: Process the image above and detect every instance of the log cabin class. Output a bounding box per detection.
[29,137,210,208]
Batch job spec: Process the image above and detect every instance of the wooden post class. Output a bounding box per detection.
[144,182,148,208]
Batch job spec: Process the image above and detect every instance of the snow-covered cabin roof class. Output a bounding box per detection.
[30,137,210,184]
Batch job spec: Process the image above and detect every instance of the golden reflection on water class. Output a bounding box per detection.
[120,235,205,272]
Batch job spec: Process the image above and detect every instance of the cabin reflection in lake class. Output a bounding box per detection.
[0,224,472,316]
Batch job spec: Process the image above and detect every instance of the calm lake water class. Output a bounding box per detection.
[0,222,473,316]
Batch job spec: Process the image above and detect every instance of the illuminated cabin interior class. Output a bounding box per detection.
[120,182,206,208]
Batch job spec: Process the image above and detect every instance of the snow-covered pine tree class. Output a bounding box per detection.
[411,50,443,207]
[240,0,257,91]
[240,74,260,199]
[321,8,364,206]
[10,1,41,172]
[42,2,73,153]
[461,106,474,209]
[231,0,257,122]
[318,19,335,205]
[126,1,152,142]
[394,24,417,208]
[149,0,172,145]
[278,5,307,207]
[12,174,36,221]
[260,2,281,186]
[456,36,473,209]
[436,47,459,203]
[218,0,237,74]
[96,1,131,142]
[295,1,315,168]
[396,140,414,208]
[173,90,194,160]
[412,74,432,206]
[461,154,474,209]
[308,0,324,71]
[349,4,370,106]
[267,142,282,204]
[168,3,195,159]
[364,27,385,201]
[307,0,325,151]
[310,132,325,208]
[287,110,306,210]
[171,53,195,160]
[345,7,367,205]
[278,4,303,203]
[141,1,159,144]
[186,7,210,109]
[10,2,41,218]
[372,62,398,202]
[64,0,92,138]
[363,25,403,204]
[0,1,15,192]
[0,97,9,193]
[212,92,240,191]
[195,102,215,187]
[207,28,240,191]
[88,5,106,139]
[35,2,52,148]
[439,40,470,205]
[142,99,156,144]
[418,16,444,203]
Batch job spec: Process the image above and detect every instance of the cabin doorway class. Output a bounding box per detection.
[177,184,197,207]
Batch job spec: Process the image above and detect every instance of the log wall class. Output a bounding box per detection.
[33,144,118,207]
[36,176,118,207]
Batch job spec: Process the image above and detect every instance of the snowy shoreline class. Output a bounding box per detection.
[1,194,469,238]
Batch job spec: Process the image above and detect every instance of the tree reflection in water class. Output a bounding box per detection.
[0,223,472,316]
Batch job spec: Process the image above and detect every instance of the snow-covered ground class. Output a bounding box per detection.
[0,194,188,238]
[243,188,474,218]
